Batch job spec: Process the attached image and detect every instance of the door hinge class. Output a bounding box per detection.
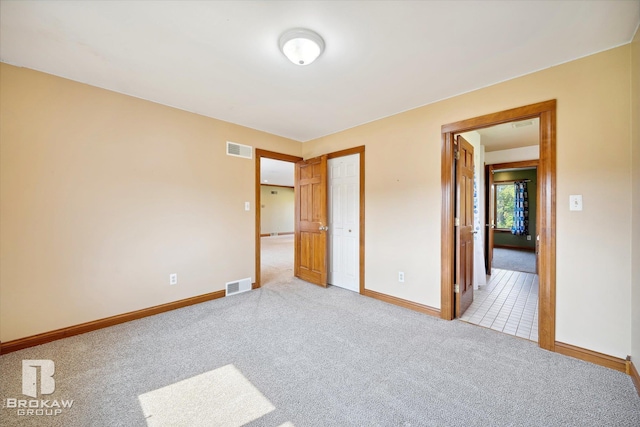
[454,284,460,294]
[454,150,460,160]
[454,217,460,227]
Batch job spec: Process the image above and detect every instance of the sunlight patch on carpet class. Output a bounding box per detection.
[138,364,275,427]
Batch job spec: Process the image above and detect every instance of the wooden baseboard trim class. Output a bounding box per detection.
[554,341,627,373]
[363,289,440,318]
[260,232,294,237]
[493,244,536,252]
[0,290,226,355]
[630,360,640,397]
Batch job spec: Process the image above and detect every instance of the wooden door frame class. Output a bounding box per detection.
[441,100,556,351]
[486,159,539,273]
[254,149,303,288]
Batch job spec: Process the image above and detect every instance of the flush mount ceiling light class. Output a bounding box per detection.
[279,28,325,66]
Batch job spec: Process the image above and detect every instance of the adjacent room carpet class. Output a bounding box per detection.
[492,247,537,274]
[2,266,639,425]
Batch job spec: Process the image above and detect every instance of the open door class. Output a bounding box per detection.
[455,136,474,317]
[294,155,328,287]
[485,164,494,274]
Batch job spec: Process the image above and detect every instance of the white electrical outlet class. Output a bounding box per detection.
[527,235,531,240]
[169,273,177,285]
[398,272,405,283]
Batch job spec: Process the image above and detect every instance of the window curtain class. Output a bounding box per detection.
[511,181,528,235]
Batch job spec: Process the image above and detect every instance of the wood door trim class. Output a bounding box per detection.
[327,146,364,159]
[489,160,539,256]
[441,99,556,352]
[326,146,366,294]
[489,159,539,170]
[255,149,303,288]
[0,290,226,354]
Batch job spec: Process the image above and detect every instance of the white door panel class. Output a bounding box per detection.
[328,153,360,292]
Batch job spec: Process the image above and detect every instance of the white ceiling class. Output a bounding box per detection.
[477,118,540,152]
[261,158,294,187]
[1,1,638,142]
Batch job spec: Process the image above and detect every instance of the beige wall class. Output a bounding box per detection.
[2,42,637,361]
[484,145,539,165]
[260,185,294,235]
[631,26,640,365]
[0,64,301,342]
[304,46,633,359]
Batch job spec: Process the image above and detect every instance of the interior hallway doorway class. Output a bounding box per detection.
[261,234,294,286]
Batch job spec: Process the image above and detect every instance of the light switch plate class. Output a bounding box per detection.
[244,202,250,211]
[569,195,583,211]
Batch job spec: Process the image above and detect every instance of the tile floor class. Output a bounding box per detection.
[460,268,539,342]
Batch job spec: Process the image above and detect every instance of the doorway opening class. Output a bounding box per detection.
[461,142,540,341]
[255,147,366,294]
[255,150,302,288]
[441,100,556,351]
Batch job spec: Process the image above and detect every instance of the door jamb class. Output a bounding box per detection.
[440,100,556,351]
[255,149,303,288]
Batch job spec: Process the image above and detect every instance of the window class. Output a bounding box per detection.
[494,182,515,230]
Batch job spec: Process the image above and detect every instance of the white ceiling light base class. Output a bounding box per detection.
[279,28,325,66]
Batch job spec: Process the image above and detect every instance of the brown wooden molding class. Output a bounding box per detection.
[442,100,557,133]
[489,159,539,171]
[0,290,226,355]
[440,131,456,320]
[554,341,627,373]
[327,145,365,159]
[493,244,536,252]
[260,232,294,237]
[630,359,640,397]
[364,289,440,318]
[260,183,294,189]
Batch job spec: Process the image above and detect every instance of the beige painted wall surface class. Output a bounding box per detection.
[260,185,294,235]
[631,27,640,365]
[304,46,633,358]
[0,64,301,342]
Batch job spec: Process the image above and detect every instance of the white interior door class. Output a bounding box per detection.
[328,153,360,292]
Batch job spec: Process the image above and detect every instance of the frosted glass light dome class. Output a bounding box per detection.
[279,29,325,66]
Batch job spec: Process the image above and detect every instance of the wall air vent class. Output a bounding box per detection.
[512,120,534,128]
[225,277,252,296]
[226,141,253,159]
